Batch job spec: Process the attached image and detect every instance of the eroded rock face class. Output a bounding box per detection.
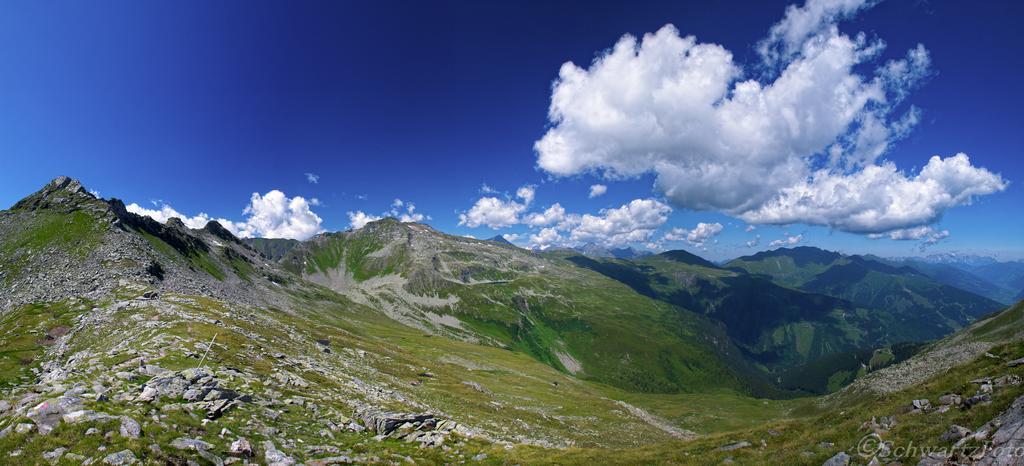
[975,394,1024,465]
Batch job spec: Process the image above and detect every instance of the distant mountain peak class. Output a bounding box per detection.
[657,249,716,268]
[919,252,1001,267]
[11,176,98,211]
[739,246,842,266]
[575,243,650,259]
[203,220,242,244]
[487,234,513,245]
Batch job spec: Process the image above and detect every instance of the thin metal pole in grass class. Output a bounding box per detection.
[196,332,218,370]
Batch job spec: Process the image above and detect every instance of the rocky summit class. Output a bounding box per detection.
[1,178,1024,465]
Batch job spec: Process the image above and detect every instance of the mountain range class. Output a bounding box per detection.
[1,177,1023,465]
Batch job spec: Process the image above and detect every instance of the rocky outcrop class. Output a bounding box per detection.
[136,367,250,418]
[972,394,1024,465]
[354,407,463,447]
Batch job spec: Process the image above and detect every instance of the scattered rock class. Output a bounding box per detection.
[102,450,136,465]
[43,447,66,465]
[938,393,962,406]
[136,386,158,402]
[939,425,971,442]
[822,451,849,466]
[716,441,751,452]
[1006,357,1024,367]
[27,398,76,434]
[306,456,355,466]
[229,437,253,457]
[119,416,141,439]
[352,407,460,447]
[967,394,992,407]
[995,374,1022,387]
[262,441,295,466]
[170,437,214,452]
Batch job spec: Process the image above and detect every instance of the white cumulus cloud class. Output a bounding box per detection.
[347,198,430,230]
[741,154,1006,233]
[125,203,228,231]
[769,233,804,248]
[347,211,382,230]
[458,185,536,229]
[458,197,526,229]
[128,190,324,240]
[663,222,724,247]
[305,172,319,184]
[588,184,608,198]
[516,185,536,206]
[757,0,876,67]
[868,225,950,250]
[529,227,562,250]
[524,203,567,228]
[233,191,324,239]
[389,199,428,223]
[569,199,671,248]
[533,2,1004,237]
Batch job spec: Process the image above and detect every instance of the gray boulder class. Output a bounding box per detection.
[939,425,970,442]
[822,451,849,466]
[119,416,141,439]
[262,441,295,466]
[169,437,214,452]
[102,450,136,465]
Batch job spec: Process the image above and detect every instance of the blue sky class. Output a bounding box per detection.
[0,0,1021,261]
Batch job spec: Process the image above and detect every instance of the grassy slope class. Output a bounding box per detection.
[564,252,893,379]
[896,259,1018,305]
[0,209,107,284]
[801,259,1004,341]
[724,247,842,288]
[728,250,1005,342]
[280,222,781,397]
[506,335,1024,464]
[0,289,807,464]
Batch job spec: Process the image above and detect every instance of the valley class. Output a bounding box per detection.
[1,177,1022,465]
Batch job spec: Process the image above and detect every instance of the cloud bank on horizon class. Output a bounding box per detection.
[529,0,1006,241]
